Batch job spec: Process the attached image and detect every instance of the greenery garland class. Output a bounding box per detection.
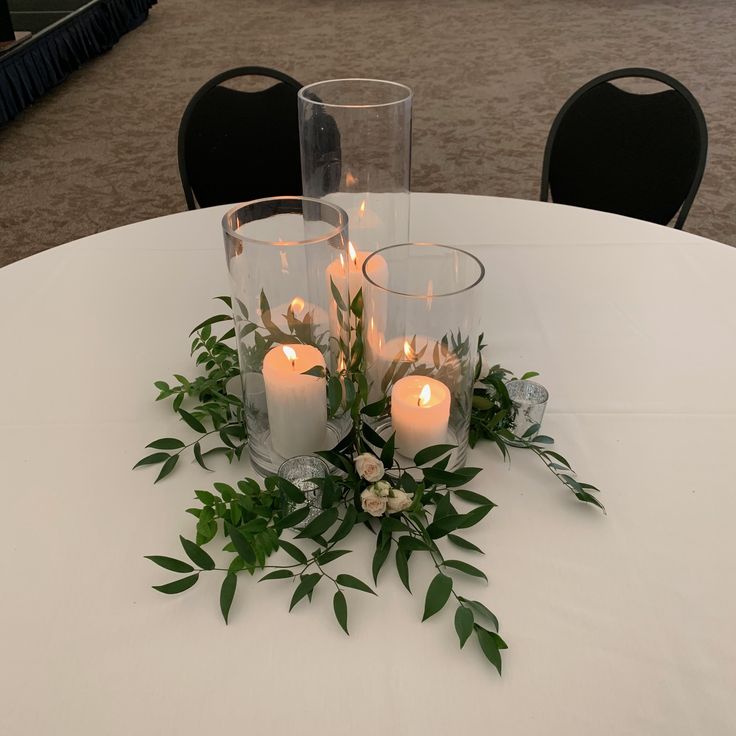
[136,297,603,675]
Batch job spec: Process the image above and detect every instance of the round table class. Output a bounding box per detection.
[2,194,734,735]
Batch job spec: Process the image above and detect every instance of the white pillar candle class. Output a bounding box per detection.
[391,375,451,460]
[262,344,327,458]
[325,241,388,306]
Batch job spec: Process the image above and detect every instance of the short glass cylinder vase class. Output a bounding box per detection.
[222,196,352,477]
[361,243,485,471]
[298,78,412,254]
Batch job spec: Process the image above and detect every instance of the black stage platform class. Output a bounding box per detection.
[0,0,156,124]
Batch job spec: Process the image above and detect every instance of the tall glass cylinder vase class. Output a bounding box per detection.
[298,78,412,257]
[222,196,352,477]
[361,243,485,471]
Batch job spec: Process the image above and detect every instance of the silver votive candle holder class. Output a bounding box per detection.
[506,379,549,442]
[277,455,328,529]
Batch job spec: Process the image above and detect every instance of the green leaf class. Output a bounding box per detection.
[133,452,170,469]
[361,422,386,449]
[327,376,342,415]
[422,467,470,488]
[195,489,216,506]
[398,536,430,553]
[413,444,456,466]
[219,572,237,624]
[329,276,348,312]
[277,539,307,564]
[226,524,255,564]
[458,598,499,631]
[422,573,453,621]
[453,489,496,507]
[179,536,215,570]
[179,409,207,434]
[333,590,349,635]
[457,505,494,529]
[277,477,306,503]
[189,314,233,337]
[295,507,338,539]
[146,438,185,450]
[454,605,474,648]
[144,555,194,573]
[289,573,321,611]
[443,559,488,582]
[395,549,411,592]
[301,365,326,378]
[543,450,571,469]
[259,569,294,582]
[520,371,539,380]
[316,549,352,565]
[277,505,311,531]
[372,539,391,584]
[154,454,179,483]
[427,513,464,538]
[380,432,396,468]
[336,574,376,595]
[193,441,211,471]
[329,505,357,544]
[214,482,237,500]
[152,573,199,594]
[476,626,504,675]
[360,398,387,417]
[447,534,484,554]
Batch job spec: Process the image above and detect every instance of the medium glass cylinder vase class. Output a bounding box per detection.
[222,196,352,476]
[361,243,485,471]
[298,78,412,255]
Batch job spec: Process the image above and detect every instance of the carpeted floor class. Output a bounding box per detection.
[1,0,735,266]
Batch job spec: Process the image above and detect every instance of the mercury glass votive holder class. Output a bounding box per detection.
[361,243,485,471]
[222,196,352,477]
[298,78,412,254]
[506,379,549,441]
[278,455,328,529]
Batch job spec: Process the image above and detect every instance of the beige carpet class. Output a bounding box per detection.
[1,0,735,266]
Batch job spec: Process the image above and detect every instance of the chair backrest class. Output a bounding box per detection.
[178,66,303,210]
[540,68,707,229]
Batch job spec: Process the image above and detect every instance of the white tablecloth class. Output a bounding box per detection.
[1,194,735,735]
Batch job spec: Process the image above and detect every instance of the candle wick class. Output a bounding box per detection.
[290,360,296,369]
[417,397,421,407]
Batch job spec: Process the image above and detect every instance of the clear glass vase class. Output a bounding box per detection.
[298,78,412,254]
[361,243,485,471]
[222,196,352,476]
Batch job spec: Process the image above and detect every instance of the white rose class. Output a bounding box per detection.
[386,489,413,513]
[361,488,387,517]
[355,453,384,482]
[369,480,392,497]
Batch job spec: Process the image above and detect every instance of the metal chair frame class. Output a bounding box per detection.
[177,66,303,210]
[540,67,708,229]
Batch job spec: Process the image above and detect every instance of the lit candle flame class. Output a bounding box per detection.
[348,240,358,265]
[403,340,417,362]
[359,200,366,217]
[290,297,305,314]
[282,346,297,367]
[418,383,432,407]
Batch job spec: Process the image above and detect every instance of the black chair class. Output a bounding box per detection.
[177,66,304,210]
[540,68,707,229]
